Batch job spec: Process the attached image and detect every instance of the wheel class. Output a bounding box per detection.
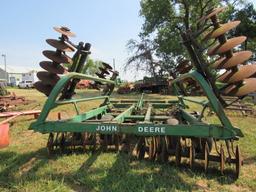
[148,137,156,161]
[82,132,88,152]
[235,145,241,179]
[204,142,209,172]
[194,138,213,153]
[114,134,120,152]
[220,144,225,175]
[91,133,97,152]
[175,138,181,166]
[167,136,178,150]
[60,133,66,153]
[47,133,54,155]
[103,135,108,151]
[137,137,145,160]
[189,141,195,169]
[159,137,169,163]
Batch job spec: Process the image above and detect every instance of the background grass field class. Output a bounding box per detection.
[0,88,255,192]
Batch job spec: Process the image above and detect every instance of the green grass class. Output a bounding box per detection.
[0,88,256,192]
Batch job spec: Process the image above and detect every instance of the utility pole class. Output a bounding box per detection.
[113,58,116,71]
[1,54,7,83]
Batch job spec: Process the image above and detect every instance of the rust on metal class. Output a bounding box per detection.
[216,36,246,54]
[0,110,41,118]
[217,65,256,83]
[198,7,225,23]
[208,36,246,56]
[222,78,256,96]
[37,71,60,85]
[53,26,76,37]
[212,51,252,69]
[205,7,225,20]
[43,50,72,64]
[39,61,66,74]
[210,21,240,38]
[34,81,53,96]
[46,39,75,52]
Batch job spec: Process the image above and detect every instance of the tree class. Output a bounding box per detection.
[125,38,159,79]
[82,58,103,75]
[126,0,253,78]
[230,3,256,52]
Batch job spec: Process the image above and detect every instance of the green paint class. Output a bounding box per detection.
[30,70,243,140]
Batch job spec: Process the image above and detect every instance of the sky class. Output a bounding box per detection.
[0,0,144,80]
[0,0,256,81]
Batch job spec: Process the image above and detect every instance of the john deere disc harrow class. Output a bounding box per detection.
[30,7,254,179]
[198,7,256,98]
[173,6,256,177]
[35,27,76,96]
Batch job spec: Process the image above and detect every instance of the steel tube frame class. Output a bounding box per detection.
[30,71,243,140]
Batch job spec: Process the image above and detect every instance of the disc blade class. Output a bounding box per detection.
[222,78,256,96]
[37,71,60,85]
[102,62,113,70]
[179,65,193,74]
[202,29,214,41]
[217,36,246,54]
[205,7,225,20]
[34,81,53,96]
[90,83,101,90]
[46,39,75,52]
[39,61,66,74]
[99,67,110,75]
[217,70,231,82]
[53,26,76,37]
[176,60,192,74]
[212,51,252,69]
[208,36,247,56]
[198,7,225,23]
[210,21,241,38]
[95,72,105,78]
[43,50,72,64]
[217,65,256,83]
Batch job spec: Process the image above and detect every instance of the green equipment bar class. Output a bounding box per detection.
[55,96,109,106]
[113,104,136,123]
[33,121,243,139]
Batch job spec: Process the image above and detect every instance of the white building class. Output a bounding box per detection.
[21,70,38,84]
[0,65,39,86]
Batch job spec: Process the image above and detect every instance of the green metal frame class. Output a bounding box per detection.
[30,70,243,140]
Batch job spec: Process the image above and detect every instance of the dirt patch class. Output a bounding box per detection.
[194,180,209,192]
[18,157,38,175]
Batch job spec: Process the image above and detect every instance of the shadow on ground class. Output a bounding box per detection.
[0,148,239,192]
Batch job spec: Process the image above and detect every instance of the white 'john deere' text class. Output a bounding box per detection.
[96,125,117,132]
[138,126,165,133]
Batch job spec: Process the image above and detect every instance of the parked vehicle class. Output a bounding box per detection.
[18,80,34,88]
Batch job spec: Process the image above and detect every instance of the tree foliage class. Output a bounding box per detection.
[82,58,103,75]
[126,0,256,78]
[229,3,256,53]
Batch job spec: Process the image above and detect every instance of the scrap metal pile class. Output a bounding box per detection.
[0,93,31,112]
[30,7,256,179]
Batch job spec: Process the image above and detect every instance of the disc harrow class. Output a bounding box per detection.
[173,6,256,177]
[35,26,76,96]
[199,7,256,98]
[30,7,254,179]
